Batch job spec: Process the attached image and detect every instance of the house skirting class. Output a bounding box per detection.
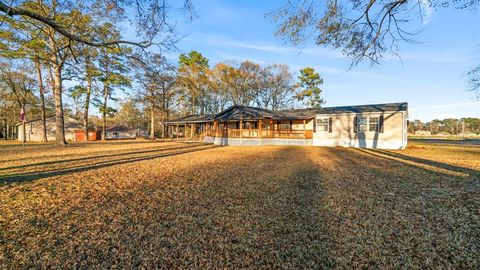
[204,136,406,149]
[204,136,313,146]
[312,138,406,149]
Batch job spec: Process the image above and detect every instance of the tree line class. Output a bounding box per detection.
[0,44,325,142]
[0,1,328,145]
[0,1,323,144]
[0,0,196,145]
[408,118,480,135]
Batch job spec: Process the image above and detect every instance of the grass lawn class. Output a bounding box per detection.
[0,140,479,268]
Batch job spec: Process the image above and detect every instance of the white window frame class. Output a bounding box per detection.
[369,116,380,132]
[316,117,329,132]
[357,116,368,132]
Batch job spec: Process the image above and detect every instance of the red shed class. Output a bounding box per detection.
[74,130,101,141]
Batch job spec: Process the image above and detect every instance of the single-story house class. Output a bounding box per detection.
[105,124,148,139]
[164,102,408,149]
[16,116,83,142]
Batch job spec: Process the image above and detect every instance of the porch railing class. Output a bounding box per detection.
[204,129,313,139]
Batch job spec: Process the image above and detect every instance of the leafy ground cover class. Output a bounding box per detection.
[0,140,479,268]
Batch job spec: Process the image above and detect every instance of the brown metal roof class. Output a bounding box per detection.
[214,105,274,121]
[163,102,408,124]
[163,114,214,124]
[105,124,136,132]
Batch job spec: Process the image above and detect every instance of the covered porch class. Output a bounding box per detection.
[204,119,313,139]
[164,119,313,141]
[163,105,315,143]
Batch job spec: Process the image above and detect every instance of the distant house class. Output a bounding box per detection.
[164,102,408,149]
[17,116,83,142]
[414,130,431,136]
[105,124,148,139]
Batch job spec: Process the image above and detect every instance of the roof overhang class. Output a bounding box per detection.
[164,119,214,124]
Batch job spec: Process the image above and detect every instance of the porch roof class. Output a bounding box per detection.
[164,102,408,124]
[163,114,214,124]
[214,105,274,121]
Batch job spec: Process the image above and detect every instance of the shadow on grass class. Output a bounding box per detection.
[0,143,208,172]
[312,146,479,268]
[2,146,479,269]
[356,148,480,177]
[0,144,219,184]
[143,146,335,268]
[409,138,480,146]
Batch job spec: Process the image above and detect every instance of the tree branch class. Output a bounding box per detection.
[0,1,153,48]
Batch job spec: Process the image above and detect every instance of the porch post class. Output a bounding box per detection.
[303,119,306,139]
[240,119,243,138]
[176,124,179,140]
[270,119,274,137]
[191,123,194,139]
[258,119,262,139]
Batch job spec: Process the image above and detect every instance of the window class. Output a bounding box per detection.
[316,118,329,132]
[369,117,380,132]
[243,121,257,129]
[263,121,270,130]
[357,117,367,132]
[277,121,290,130]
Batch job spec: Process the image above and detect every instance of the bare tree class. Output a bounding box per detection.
[0,0,194,145]
[257,64,295,111]
[467,64,480,99]
[0,62,36,142]
[33,56,48,142]
[132,53,177,139]
[0,0,195,48]
[269,0,480,66]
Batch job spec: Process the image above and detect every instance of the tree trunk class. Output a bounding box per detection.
[102,83,108,141]
[166,102,170,121]
[84,75,92,141]
[22,121,26,143]
[4,119,7,140]
[35,57,48,143]
[161,122,164,139]
[47,28,66,146]
[150,103,155,140]
[191,95,196,114]
[21,104,26,142]
[53,65,66,145]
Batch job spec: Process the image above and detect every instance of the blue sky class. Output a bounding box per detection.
[129,0,480,121]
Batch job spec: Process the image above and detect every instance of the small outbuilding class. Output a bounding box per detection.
[74,130,102,141]
[17,116,83,142]
[105,124,147,139]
